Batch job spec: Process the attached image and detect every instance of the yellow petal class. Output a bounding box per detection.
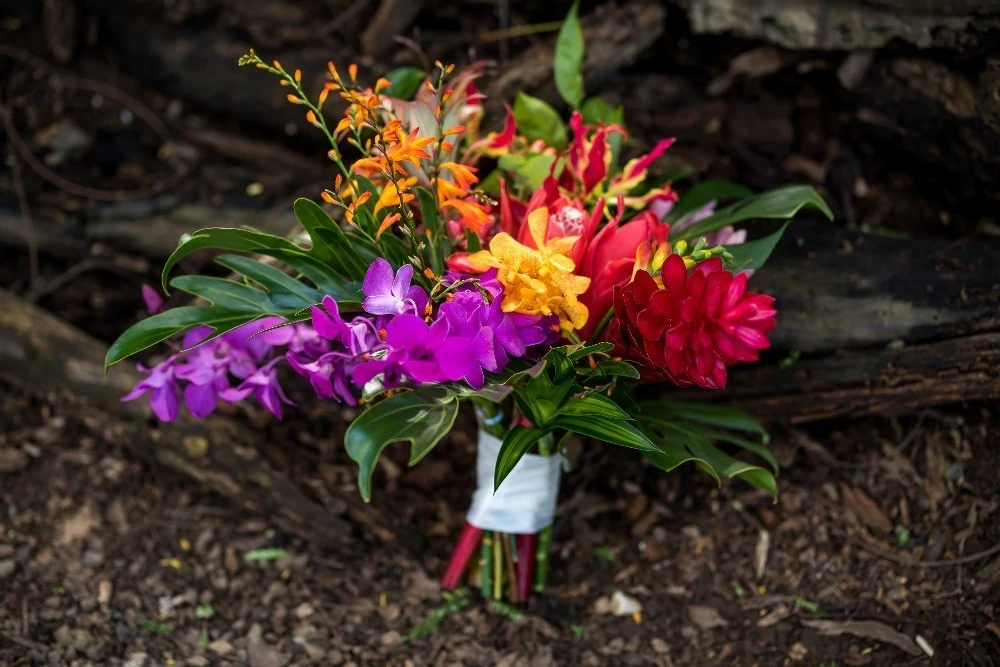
[527,207,549,250]
[466,250,499,272]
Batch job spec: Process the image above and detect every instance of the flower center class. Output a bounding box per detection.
[548,206,586,237]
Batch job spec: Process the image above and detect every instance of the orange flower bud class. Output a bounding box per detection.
[286,93,300,104]
[318,88,329,106]
[356,191,372,206]
[305,110,317,125]
[443,125,466,136]
[440,140,454,152]
[348,63,358,82]
[376,212,401,240]
[273,60,282,70]
[320,190,335,204]
[375,77,391,93]
[327,61,339,80]
[294,69,302,84]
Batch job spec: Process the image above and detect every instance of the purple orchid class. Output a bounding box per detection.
[221,357,295,420]
[362,258,428,316]
[141,284,164,315]
[121,354,180,421]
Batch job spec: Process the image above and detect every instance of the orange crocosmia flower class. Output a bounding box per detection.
[465,207,590,331]
[386,129,435,170]
[376,212,401,239]
[374,177,417,214]
[435,178,468,205]
[443,198,491,234]
[440,162,478,190]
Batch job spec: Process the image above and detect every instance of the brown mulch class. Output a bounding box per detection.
[1,381,997,666]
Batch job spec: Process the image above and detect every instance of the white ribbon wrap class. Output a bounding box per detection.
[466,430,562,533]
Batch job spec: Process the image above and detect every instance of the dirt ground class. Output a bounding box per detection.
[2,1,999,665]
[2,382,998,666]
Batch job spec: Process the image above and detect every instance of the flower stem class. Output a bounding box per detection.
[534,525,552,592]
[587,307,615,344]
[440,521,483,590]
[516,533,537,601]
[479,532,493,598]
[502,533,519,603]
[493,530,503,600]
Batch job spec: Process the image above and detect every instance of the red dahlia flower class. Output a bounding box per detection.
[607,255,777,389]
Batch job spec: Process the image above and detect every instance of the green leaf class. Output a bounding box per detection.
[553,416,656,451]
[726,222,790,272]
[516,154,556,190]
[514,92,568,150]
[581,359,641,382]
[580,97,624,126]
[559,394,631,420]
[243,547,288,563]
[644,401,767,436]
[344,392,459,502]
[494,426,548,491]
[640,419,777,500]
[553,1,585,109]
[293,198,371,281]
[667,180,754,225]
[675,185,833,242]
[385,67,426,99]
[161,228,302,293]
[564,341,614,361]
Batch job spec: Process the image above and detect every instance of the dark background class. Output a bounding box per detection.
[1,1,998,665]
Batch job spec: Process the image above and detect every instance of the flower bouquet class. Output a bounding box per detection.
[106,8,832,603]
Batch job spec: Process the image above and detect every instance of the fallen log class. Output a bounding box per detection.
[721,332,1000,423]
[752,220,1000,353]
[0,289,422,551]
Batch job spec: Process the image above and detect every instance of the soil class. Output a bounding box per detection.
[1,1,999,666]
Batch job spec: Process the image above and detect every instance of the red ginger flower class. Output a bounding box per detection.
[607,255,777,389]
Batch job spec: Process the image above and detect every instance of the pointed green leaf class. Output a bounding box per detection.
[559,394,631,420]
[674,185,833,242]
[494,426,547,491]
[554,1,584,108]
[667,180,754,225]
[161,228,303,292]
[385,67,426,99]
[725,222,790,272]
[643,401,767,436]
[553,416,656,451]
[293,198,370,281]
[514,92,568,150]
[344,392,459,502]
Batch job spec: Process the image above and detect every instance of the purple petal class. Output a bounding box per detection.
[184,382,219,419]
[363,294,403,316]
[183,326,213,349]
[392,262,413,298]
[363,258,395,298]
[141,284,164,315]
[311,303,346,341]
[148,384,179,422]
[386,314,429,346]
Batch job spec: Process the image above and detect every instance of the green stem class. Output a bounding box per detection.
[587,307,615,344]
[534,525,552,592]
[493,530,503,600]
[479,532,493,599]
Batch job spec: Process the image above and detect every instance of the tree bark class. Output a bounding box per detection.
[719,332,1000,423]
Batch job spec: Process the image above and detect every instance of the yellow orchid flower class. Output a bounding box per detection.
[467,207,591,331]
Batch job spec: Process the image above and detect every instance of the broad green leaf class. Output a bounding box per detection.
[553,2,584,108]
[667,180,754,225]
[494,426,548,491]
[675,185,833,242]
[559,394,631,420]
[385,67,426,100]
[700,429,779,475]
[516,154,556,190]
[640,419,777,499]
[293,198,370,281]
[643,401,767,436]
[215,255,322,308]
[514,92,568,150]
[580,97,624,126]
[344,392,459,502]
[726,222,789,272]
[553,416,656,451]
